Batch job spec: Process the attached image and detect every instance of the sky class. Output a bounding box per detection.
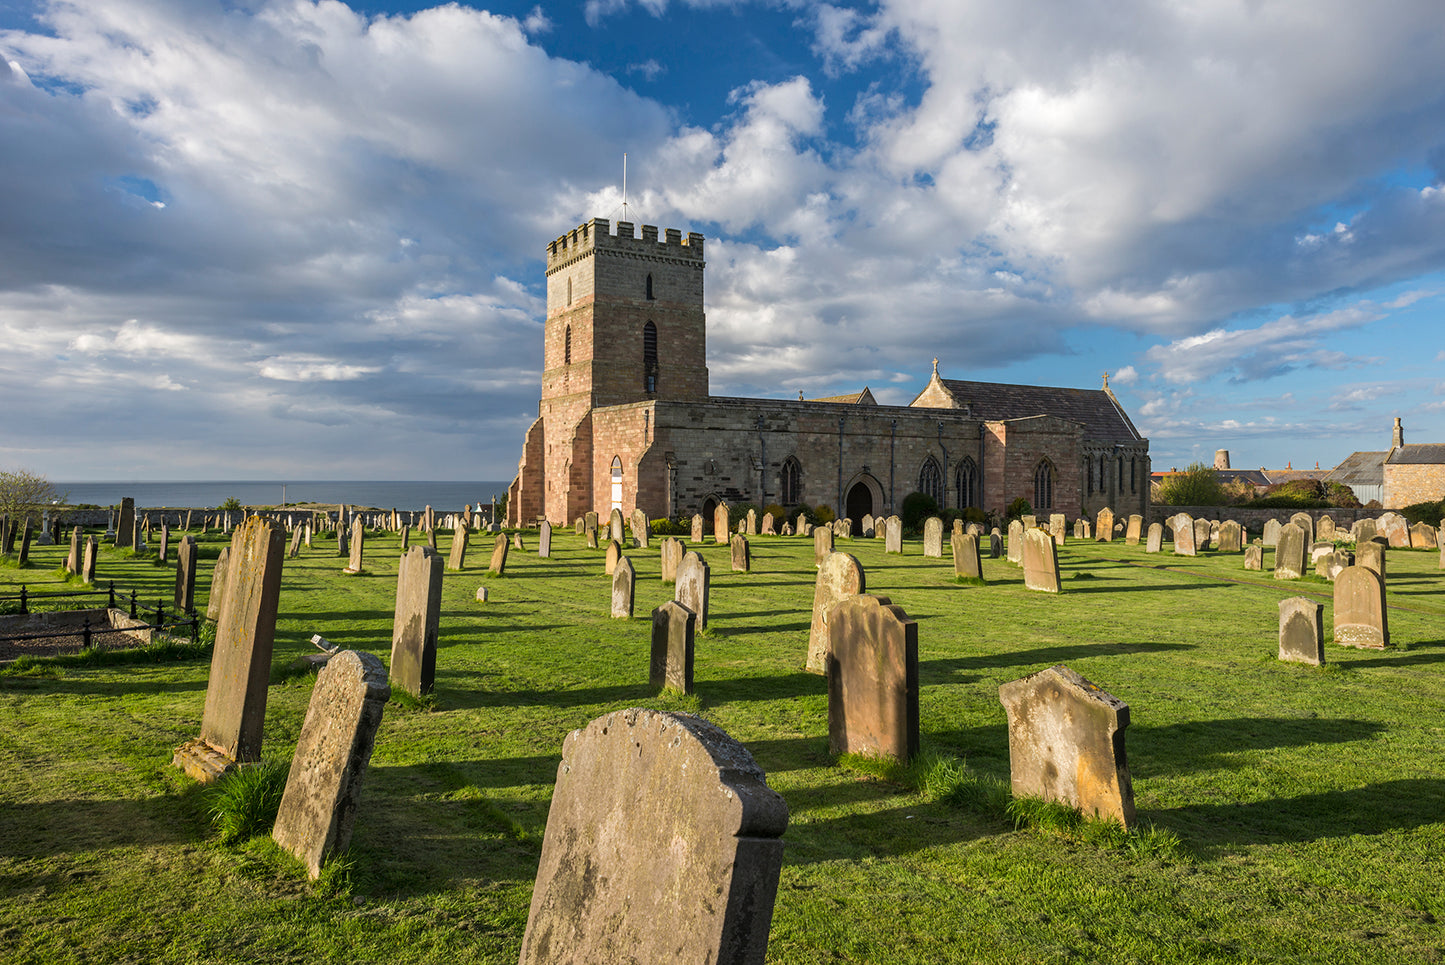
[2,0,1444,482]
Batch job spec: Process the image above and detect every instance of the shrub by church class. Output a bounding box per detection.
[507,219,1150,528]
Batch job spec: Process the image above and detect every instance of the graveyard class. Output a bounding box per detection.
[2,517,1444,963]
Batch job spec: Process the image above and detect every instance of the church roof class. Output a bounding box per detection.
[1386,444,1445,465]
[806,387,877,405]
[1325,451,1386,487]
[914,377,1143,444]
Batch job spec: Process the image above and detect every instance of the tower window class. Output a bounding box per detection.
[1034,461,1054,510]
[956,457,978,508]
[919,457,942,503]
[646,273,655,300]
[567,277,572,305]
[643,321,658,393]
[781,456,802,506]
[564,325,572,365]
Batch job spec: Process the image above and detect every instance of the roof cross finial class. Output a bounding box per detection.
[932,357,939,378]
[1102,371,1110,389]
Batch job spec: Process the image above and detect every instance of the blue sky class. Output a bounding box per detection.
[2,0,1444,482]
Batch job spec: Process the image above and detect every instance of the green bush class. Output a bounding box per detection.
[1238,478,1359,510]
[218,497,242,512]
[1005,497,1032,520]
[1155,463,1227,506]
[762,503,787,522]
[727,502,758,527]
[900,491,938,530]
[813,505,836,524]
[650,517,689,536]
[1400,499,1445,525]
[208,759,290,844]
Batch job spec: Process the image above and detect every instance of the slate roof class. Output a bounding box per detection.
[1324,451,1386,487]
[1261,468,1330,484]
[917,378,1142,444]
[808,388,877,405]
[1386,444,1445,465]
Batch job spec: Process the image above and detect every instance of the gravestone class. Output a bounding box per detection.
[998,665,1134,827]
[610,509,625,543]
[1146,522,1163,553]
[1021,528,1062,593]
[488,533,509,575]
[1073,519,1084,541]
[953,519,965,536]
[605,539,622,575]
[861,514,874,538]
[66,526,82,574]
[516,708,787,965]
[690,514,704,543]
[512,532,525,551]
[745,508,757,536]
[922,517,944,557]
[447,525,470,571]
[400,524,410,551]
[1173,517,1196,556]
[660,537,684,583]
[1081,520,1092,539]
[175,536,198,612]
[1352,518,1377,544]
[730,534,751,573]
[632,509,650,548]
[989,530,1002,558]
[797,512,809,534]
[1021,515,1037,531]
[1007,520,1023,563]
[1356,537,1387,582]
[761,512,776,535]
[1217,520,1242,553]
[1379,512,1409,549]
[951,532,983,579]
[391,546,443,697]
[343,518,365,574]
[1050,514,1066,546]
[115,497,134,548]
[81,535,97,584]
[130,515,143,554]
[712,504,730,543]
[174,517,285,782]
[1327,548,1354,581]
[1262,518,1282,547]
[675,552,710,629]
[611,556,635,619]
[806,552,865,674]
[826,594,918,763]
[288,525,304,559]
[158,523,170,563]
[1193,518,1210,551]
[1317,516,1336,541]
[538,520,552,558]
[650,601,696,693]
[1290,512,1315,546]
[585,511,599,546]
[17,519,32,566]
[836,518,852,539]
[1278,597,1324,666]
[1274,522,1306,580]
[1334,566,1389,648]
[575,517,585,536]
[271,649,389,878]
[813,525,834,565]
[1125,515,1142,545]
[1244,545,1263,570]
[1095,508,1114,542]
[884,515,902,554]
[206,546,232,620]
[1409,522,1437,549]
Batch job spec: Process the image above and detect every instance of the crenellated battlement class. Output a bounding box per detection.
[546,218,703,272]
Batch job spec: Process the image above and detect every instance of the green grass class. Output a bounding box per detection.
[2,527,1444,962]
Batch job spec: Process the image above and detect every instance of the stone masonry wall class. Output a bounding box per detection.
[1384,464,1445,508]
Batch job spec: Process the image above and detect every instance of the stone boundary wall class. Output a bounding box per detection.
[47,506,496,528]
[1148,506,1373,530]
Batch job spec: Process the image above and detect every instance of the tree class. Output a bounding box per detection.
[0,468,65,525]
[1154,463,1227,506]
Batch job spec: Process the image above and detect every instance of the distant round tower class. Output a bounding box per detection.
[1214,449,1231,470]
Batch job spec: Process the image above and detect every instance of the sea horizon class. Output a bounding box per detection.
[53,480,514,511]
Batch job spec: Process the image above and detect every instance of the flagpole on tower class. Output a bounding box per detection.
[622,153,628,222]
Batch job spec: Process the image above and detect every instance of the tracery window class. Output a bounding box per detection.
[955,457,978,508]
[781,456,802,506]
[919,457,943,504]
[1034,461,1054,510]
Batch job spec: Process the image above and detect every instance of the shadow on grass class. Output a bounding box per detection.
[1132,716,1386,778]
[0,783,211,859]
[920,641,1192,680]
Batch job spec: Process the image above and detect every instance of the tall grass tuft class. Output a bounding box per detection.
[208,759,290,845]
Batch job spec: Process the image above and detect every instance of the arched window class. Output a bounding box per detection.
[919,457,943,503]
[563,325,572,365]
[955,457,978,508]
[781,456,802,506]
[610,456,623,513]
[1034,461,1054,510]
[645,273,655,300]
[643,321,658,393]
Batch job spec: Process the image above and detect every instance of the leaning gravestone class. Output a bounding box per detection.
[1244,545,1263,570]
[650,602,695,694]
[1021,528,1061,593]
[206,546,232,620]
[175,536,198,612]
[174,517,285,782]
[1007,520,1023,563]
[391,546,443,697]
[1279,597,1324,666]
[288,525,304,560]
[813,525,834,565]
[512,533,525,552]
[951,532,983,579]
[271,649,389,879]
[130,515,144,554]
[690,514,704,543]
[611,556,635,619]
[922,517,944,557]
[1334,566,1389,649]
[447,525,470,571]
[158,523,171,564]
[343,520,366,574]
[713,504,730,543]
[1380,512,1410,549]
[884,515,903,554]
[81,535,97,584]
[730,534,751,573]
[827,594,918,763]
[1021,515,1037,531]
[605,539,622,575]
[1274,522,1306,580]
[660,537,684,583]
[631,508,650,549]
[1146,522,1164,553]
[336,519,348,558]
[675,552,711,629]
[998,665,1135,827]
[1173,517,1196,556]
[1262,518,1282,547]
[1125,515,1143,545]
[1095,508,1114,542]
[806,552,865,674]
[538,520,552,559]
[488,533,509,575]
[517,708,788,965]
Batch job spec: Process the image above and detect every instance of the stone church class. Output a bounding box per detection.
[506,219,1150,529]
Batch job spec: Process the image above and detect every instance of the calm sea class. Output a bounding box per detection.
[55,481,513,511]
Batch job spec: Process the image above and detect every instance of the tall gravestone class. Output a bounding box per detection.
[922,517,944,557]
[1274,522,1306,580]
[813,525,834,565]
[611,557,635,618]
[806,552,865,674]
[1050,513,1067,546]
[1125,514,1143,545]
[174,517,285,782]
[690,514,704,543]
[158,522,171,564]
[288,525,304,559]
[206,546,232,620]
[488,533,509,575]
[631,509,650,548]
[517,708,787,965]
[660,537,684,583]
[675,551,710,629]
[130,514,143,554]
[115,497,134,548]
[1217,520,1242,553]
[745,508,757,536]
[1317,516,1336,541]
[175,536,198,612]
[81,535,97,584]
[337,518,349,558]
[951,532,983,579]
[17,519,33,566]
[1334,566,1389,649]
[1289,512,1315,546]
[1262,518,1282,547]
[989,530,1002,558]
[1356,538,1387,582]
[1193,518,1211,552]
[1021,528,1061,593]
[998,665,1135,827]
[447,525,470,571]
[1095,508,1114,542]
[343,518,365,574]
[1278,597,1324,665]
[609,508,625,543]
[1007,520,1023,563]
[884,515,902,554]
[730,534,751,573]
[826,594,918,764]
[761,512,776,535]
[1146,522,1163,553]
[713,504,730,543]
[1172,517,1196,556]
[538,520,552,558]
[66,526,82,574]
[650,602,696,693]
[391,546,443,696]
[271,649,389,878]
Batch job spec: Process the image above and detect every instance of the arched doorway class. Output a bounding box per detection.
[846,482,874,531]
[701,495,718,522]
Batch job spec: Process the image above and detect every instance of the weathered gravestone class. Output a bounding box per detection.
[827,594,918,764]
[271,649,389,879]
[1125,514,1143,545]
[650,601,695,694]
[631,509,650,548]
[1095,508,1114,542]
[1334,566,1389,648]
[1244,545,1263,570]
[1326,548,1354,581]
[761,512,776,535]
[608,508,624,543]
[1352,518,1377,544]
[447,525,470,571]
[585,511,599,547]
[130,515,143,554]
[797,512,809,535]
[690,514,704,543]
[288,525,304,559]
[675,551,710,629]
[745,508,757,536]
[998,665,1135,827]
[1274,522,1306,580]
[81,535,97,584]
[1357,537,1387,582]
[1290,512,1315,546]
[1410,522,1437,549]
[343,519,366,574]
[1278,597,1324,666]
[175,536,198,612]
[65,526,81,574]
[611,556,635,619]
[835,518,852,539]
[990,530,1002,558]
[1193,518,1211,552]
[660,537,684,583]
[922,517,944,557]
[1173,517,1196,556]
[336,518,348,558]
[174,517,285,782]
[1217,520,1242,553]
[951,532,983,580]
[1262,518,1282,547]
[115,497,135,548]
[713,504,730,543]
[1317,516,1336,541]
[538,520,552,558]
[1021,528,1062,593]
[813,525,834,565]
[399,524,410,551]
[157,523,171,563]
[730,534,751,573]
[806,552,865,675]
[884,515,903,554]
[517,708,788,965]
[206,546,231,620]
[605,538,622,575]
[1146,522,1164,553]
[1050,514,1067,546]
[1007,520,1024,563]
[1021,514,1037,531]
[1380,512,1410,549]
[574,517,584,536]
[488,533,509,575]
[391,546,443,697]
[861,514,874,538]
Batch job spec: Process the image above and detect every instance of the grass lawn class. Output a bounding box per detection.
[2,524,1443,964]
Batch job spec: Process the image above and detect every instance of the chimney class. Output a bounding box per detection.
[1214,449,1230,470]
[1392,417,1404,449]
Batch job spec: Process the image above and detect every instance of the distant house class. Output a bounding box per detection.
[1326,418,1445,508]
